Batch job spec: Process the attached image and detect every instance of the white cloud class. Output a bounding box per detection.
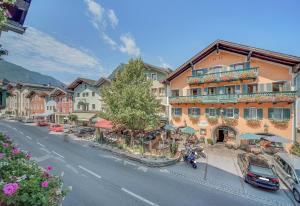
[120,34,141,57]
[107,9,118,28]
[0,27,104,82]
[101,32,117,49]
[84,0,105,30]
[158,56,171,68]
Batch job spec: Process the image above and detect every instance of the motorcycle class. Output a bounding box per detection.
[183,148,198,169]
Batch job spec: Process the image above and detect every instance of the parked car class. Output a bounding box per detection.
[63,125,77,133]
[37,120,49,126]
[49,124,64,132]
[21,118,34,123]
[237,153,279,190]
[75,127,95,137]
[273,152,300,202]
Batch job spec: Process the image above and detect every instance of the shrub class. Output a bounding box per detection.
[0,133,68,206]
[290,144,300,157]
[207,138,213,145]
[169,143,178,157]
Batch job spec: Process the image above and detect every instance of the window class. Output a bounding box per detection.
[233,63,244,70]
[268,108,290,120]
[209,66,222,74]
[82,93,85,97]
[172,108,182,116]
[188,108,200,116]
[84,84,87,89]
[159,88,165,96]
[92,92,95,97]
[86,92,89,97]
[208,87,217,95]
[171,90,179,97]
[151,88,157,95]
[224,108,239,118]
[272,82,284,92]
[207,108,216,117]
[225,85,235,94]
[77,104,80,110]
[226,108,234,118]
[77,93,80,97]
[92,104,95,110]
[151,73,157,81]
[189,88,201,96]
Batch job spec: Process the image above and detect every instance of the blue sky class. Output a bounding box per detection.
[1,0,300,84]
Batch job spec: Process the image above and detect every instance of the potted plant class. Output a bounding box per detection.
[206,115,219,124]
[270,119,289,127]
[222,117,238,126]
[246,119,261,127]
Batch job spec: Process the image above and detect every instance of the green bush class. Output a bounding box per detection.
[169,143,178,157]
[0,133,68,206]
[207,138,214,145]
[290,144,300,157]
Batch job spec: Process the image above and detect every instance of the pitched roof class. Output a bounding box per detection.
[164,39,300,82]
[95,77,111,87]
[67,77,97,90]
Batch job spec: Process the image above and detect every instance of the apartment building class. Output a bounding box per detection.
[164,40,300,143]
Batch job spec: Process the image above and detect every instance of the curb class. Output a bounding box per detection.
[89,142,181,167]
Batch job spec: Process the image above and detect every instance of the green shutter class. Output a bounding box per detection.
[179,108,182,115]
[204,88,208,95]
[223,109,227,117]
[219,87,225,94]
[188,108,191,115]
[235,85,241,94]
[216,108,220,116]
[171,108,174,115]
[268,108,274,119]
[244,108,249,119]
[242,85,248,94]
[257,109,263,120]
[197,88,201,96]
[283,108,290,120]
[234,108,239,118]
[205,108,209,115]
[244,62,250,69]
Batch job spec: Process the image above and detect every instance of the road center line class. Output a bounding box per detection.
[121,188,159,206]
[78,165,102,179]
[19,131,24,135]
[26,136,32,140]
[37,142,45,147]
[52,151,65,158]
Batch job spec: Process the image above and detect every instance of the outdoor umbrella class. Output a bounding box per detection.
[260,135,291,144]
[163,124,176,131]
[180,126,196,135]
[240,133,261,140]
[95,118,113,129]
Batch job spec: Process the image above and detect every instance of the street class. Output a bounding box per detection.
[0,120,293,206]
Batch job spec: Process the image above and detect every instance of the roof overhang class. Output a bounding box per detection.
[164,40,300,83]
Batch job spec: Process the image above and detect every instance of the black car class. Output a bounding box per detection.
[237,153,279,190]
[75,127,95,137]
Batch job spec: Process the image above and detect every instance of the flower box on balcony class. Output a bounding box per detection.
[238,70,256,79]
[274,96,296,102]
[220,74,235,81]
[270,119,289,127]
[206,116,218,124]
[170,97,202,104]
[203,74,217,83]
[172,114,181,119]
[222,117,238,126]
[246,119,261,127]
[189,115,200,120]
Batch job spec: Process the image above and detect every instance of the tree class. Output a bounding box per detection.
[101,58,161,145]
[0,0,16,26]
[68,114,78,125]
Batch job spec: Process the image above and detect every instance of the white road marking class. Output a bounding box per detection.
[39,147,51,154]
[159,169,170,173]
[137,166,148,172]
[78,165,102,179]
[31,155,51,162]
[37,142,45,147]
[61,171,64,177]
[52,151,65,159]
[66,164,79,174]
[121,188,159,206]
[26,136,32,140]
[19,131,24,135]
[12,127,17,131]
[123,161,137,166]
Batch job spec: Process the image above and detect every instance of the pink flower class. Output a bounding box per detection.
[2,143,9,147]
[12,148,20,155]
[41,181,49,188]
[0,153,5,157]
[46,166,53,171]
[26,153,32,159]
[2,183,19,196]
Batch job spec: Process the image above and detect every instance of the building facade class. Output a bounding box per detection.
[49,88,73,124]
[0,79,9,113]
[26,91,48,117]
[165,40,300,143]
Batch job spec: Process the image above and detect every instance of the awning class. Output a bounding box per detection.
[95,118,113,129]
[180,126,196,135]
[33,111,54,117]
[73,113,96,122]
[240,133,261,140]
[260,135,291,144]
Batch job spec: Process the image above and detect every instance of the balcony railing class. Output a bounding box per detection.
[170,91,296,104]
[187,67,258,84]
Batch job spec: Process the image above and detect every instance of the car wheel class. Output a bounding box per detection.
[293,189,300,203]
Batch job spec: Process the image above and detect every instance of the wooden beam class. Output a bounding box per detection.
[293,63,300,73]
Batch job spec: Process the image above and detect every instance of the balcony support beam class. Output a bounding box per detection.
[247,51,253,62]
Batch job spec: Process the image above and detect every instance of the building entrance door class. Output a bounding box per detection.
[217,129,225,142]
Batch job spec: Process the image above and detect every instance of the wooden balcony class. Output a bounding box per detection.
[170,91,296,104]
[187,67,258,84]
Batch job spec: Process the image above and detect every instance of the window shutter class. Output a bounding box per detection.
[187,89,191,96]
[268,108,274,119]
[197,108,200,115]
[283,81,291,91]
[203,68,208,74]
[179,89,183,96]
[197,88,201,96]
[205,108,209,115]
[257,109,263,120]
[283,108,290,120]
[266,83,273,92]
[234,108,239,118]
[244,108,249,119]
[171,108,175,115]
[258,84,265,92]
[244,62,250,69]
[223,109,227,117]
[188,108,192,115]
[242,85,248,94]
[178,108,182,115]
[216,108,220,116]
[235,85,241,94]
[204,88,208,95]
[219,87,225,95]
[192,70,196,76]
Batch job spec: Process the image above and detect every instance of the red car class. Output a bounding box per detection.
[37,120,49,126]
[49,124,64,132]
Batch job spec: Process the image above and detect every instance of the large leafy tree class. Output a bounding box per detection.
[101,58,160,140]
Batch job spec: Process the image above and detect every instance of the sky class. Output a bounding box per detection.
[1,0,300,84]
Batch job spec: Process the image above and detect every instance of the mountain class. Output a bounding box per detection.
[0,60,65,87]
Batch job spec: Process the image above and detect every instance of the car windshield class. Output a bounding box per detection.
[249,165,274,176]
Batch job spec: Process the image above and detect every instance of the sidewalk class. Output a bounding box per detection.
[166,144,296,206]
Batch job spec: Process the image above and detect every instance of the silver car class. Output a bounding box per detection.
[273,152,300,202]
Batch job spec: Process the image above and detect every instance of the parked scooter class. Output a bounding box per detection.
[183,147,198,169]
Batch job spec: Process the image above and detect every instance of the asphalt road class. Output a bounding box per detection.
[0,120,268,206]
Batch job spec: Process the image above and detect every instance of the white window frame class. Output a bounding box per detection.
[248,107,257,119]
[273,108,284,120]
[226,108,234,118]
[208,108,216,117]
[190,107,200,116]
[151,73,157,81]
